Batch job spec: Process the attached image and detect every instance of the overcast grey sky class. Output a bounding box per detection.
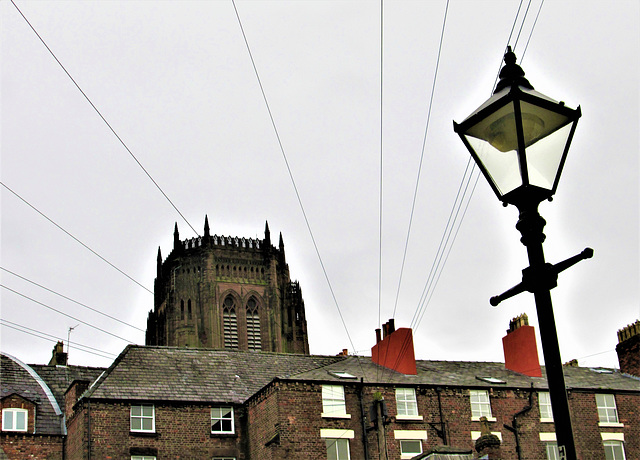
[2,1,638,371]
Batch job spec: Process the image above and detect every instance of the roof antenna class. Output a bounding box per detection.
[67,324,79,359]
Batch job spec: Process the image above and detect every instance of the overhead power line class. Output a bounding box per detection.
[1,182,152,295]
[1,267,145,332]
[406,0,541,337]
[1,284,136,343]
[1,319,118,360]
[9,0,199,237]
[231,0,365,377]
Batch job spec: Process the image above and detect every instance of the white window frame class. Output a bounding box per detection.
[399,439,423,459]
[603,440,627,460]
[2,408,28,432]
[130,405,155,433]
[322,385,350,418]
[325,438,350,460]
[469,389,496,421]
[211,407,235,434]
[596,393,623,426]
[544,442,560,460]
[539,392,554,422]
[395,388,422,420]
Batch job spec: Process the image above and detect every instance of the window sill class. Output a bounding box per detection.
[540,418,554,423]
[401,454,421,460]
[321,413,352,419]
[130,431,158,438]
[210,432,238,438]
[471,416,496,422]
[396,415,424,421]
[598,422,624,428]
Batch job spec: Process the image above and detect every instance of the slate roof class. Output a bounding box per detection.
[1,353,64,435]
[83,345,345,404]
[284,356,640,392]
[30,363,105,408]
[80,346,638,407]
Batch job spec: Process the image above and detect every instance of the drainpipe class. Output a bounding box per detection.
[436,387,447,445]
[503,384,534,460]
[358,378,370,460]
[87,399,92,460]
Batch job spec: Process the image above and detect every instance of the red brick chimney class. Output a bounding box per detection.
[616,320,640,377]
[502,314,542,377]
[371,319,417,375]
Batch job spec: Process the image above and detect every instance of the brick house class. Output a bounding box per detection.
[55,317,639,460]
[0,349,104,459]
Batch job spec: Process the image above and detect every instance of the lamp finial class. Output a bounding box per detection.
[494,47,533,93]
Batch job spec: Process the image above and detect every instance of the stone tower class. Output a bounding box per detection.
[146,217,310,354]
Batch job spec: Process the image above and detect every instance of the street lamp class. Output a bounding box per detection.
[454,47,592,460]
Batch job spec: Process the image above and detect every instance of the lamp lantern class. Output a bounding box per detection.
[454,47,581,208]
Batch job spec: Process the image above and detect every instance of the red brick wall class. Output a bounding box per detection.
[616,334,640,377]
[246,381,640,460]
[0,434,63,460]
[67,400,245,459]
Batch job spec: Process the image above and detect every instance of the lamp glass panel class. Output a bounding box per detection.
[525,123,573,191]
[464,134,522,196]
[464,101,518,152]
[519,100,572,149]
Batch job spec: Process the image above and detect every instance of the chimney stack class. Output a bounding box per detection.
[371,319,416,375]
[616,320,640,377]
[48,341,68,366]
[502,313,541,377]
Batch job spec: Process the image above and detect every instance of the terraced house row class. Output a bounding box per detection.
[2,317,639,459]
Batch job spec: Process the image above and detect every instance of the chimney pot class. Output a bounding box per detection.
[375,328,382,344]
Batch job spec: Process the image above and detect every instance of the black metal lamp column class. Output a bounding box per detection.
[454,48,592,460]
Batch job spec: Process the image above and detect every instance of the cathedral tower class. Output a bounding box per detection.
[146,217,310,354]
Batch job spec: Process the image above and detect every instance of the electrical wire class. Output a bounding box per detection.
[231,0,365,377]
[378,0,384,381]
[1,267,145,332]
[1,284,136,343]
[391,0,450,320]
[1,182,153,295]
[9,0,199,237]
[520,0,545,64]
[405,0,534,340]
[1,319,118,360]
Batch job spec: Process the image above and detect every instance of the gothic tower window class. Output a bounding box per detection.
[246,297,261,351]
[187,299,192,320]
[223,296,238,349]
[180,300,185,321]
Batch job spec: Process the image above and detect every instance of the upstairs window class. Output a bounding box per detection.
[2,408,28,432]
[211,407,234,434]
[395,388,420,419]
[223,296,238,349]
[539,392,553,421]
[469,390,494,421]
[596,394,620,425]
[322,385,349,418]
[130,405,155,432]
[326,438,350,460]
[603,440,627,460]
[246,297,261,351]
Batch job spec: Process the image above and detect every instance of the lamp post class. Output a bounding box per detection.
[454,47,592,460]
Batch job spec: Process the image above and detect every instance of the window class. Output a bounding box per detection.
[246,297,261,351]
[326,438,350,460]
[187,299,192,319]
[322,385,349,417]
[211,407,234,434]
[400,440,423,459]
[469,390,494,420]
[539,392,553,421]
[603,440,626,460]
[2,408,28,432]
[180,300,185,320]
[130,405,155,432]
[395,388,420,419]
[545,442,560,460]
[596,394,620,425]
[223,296,238,349]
